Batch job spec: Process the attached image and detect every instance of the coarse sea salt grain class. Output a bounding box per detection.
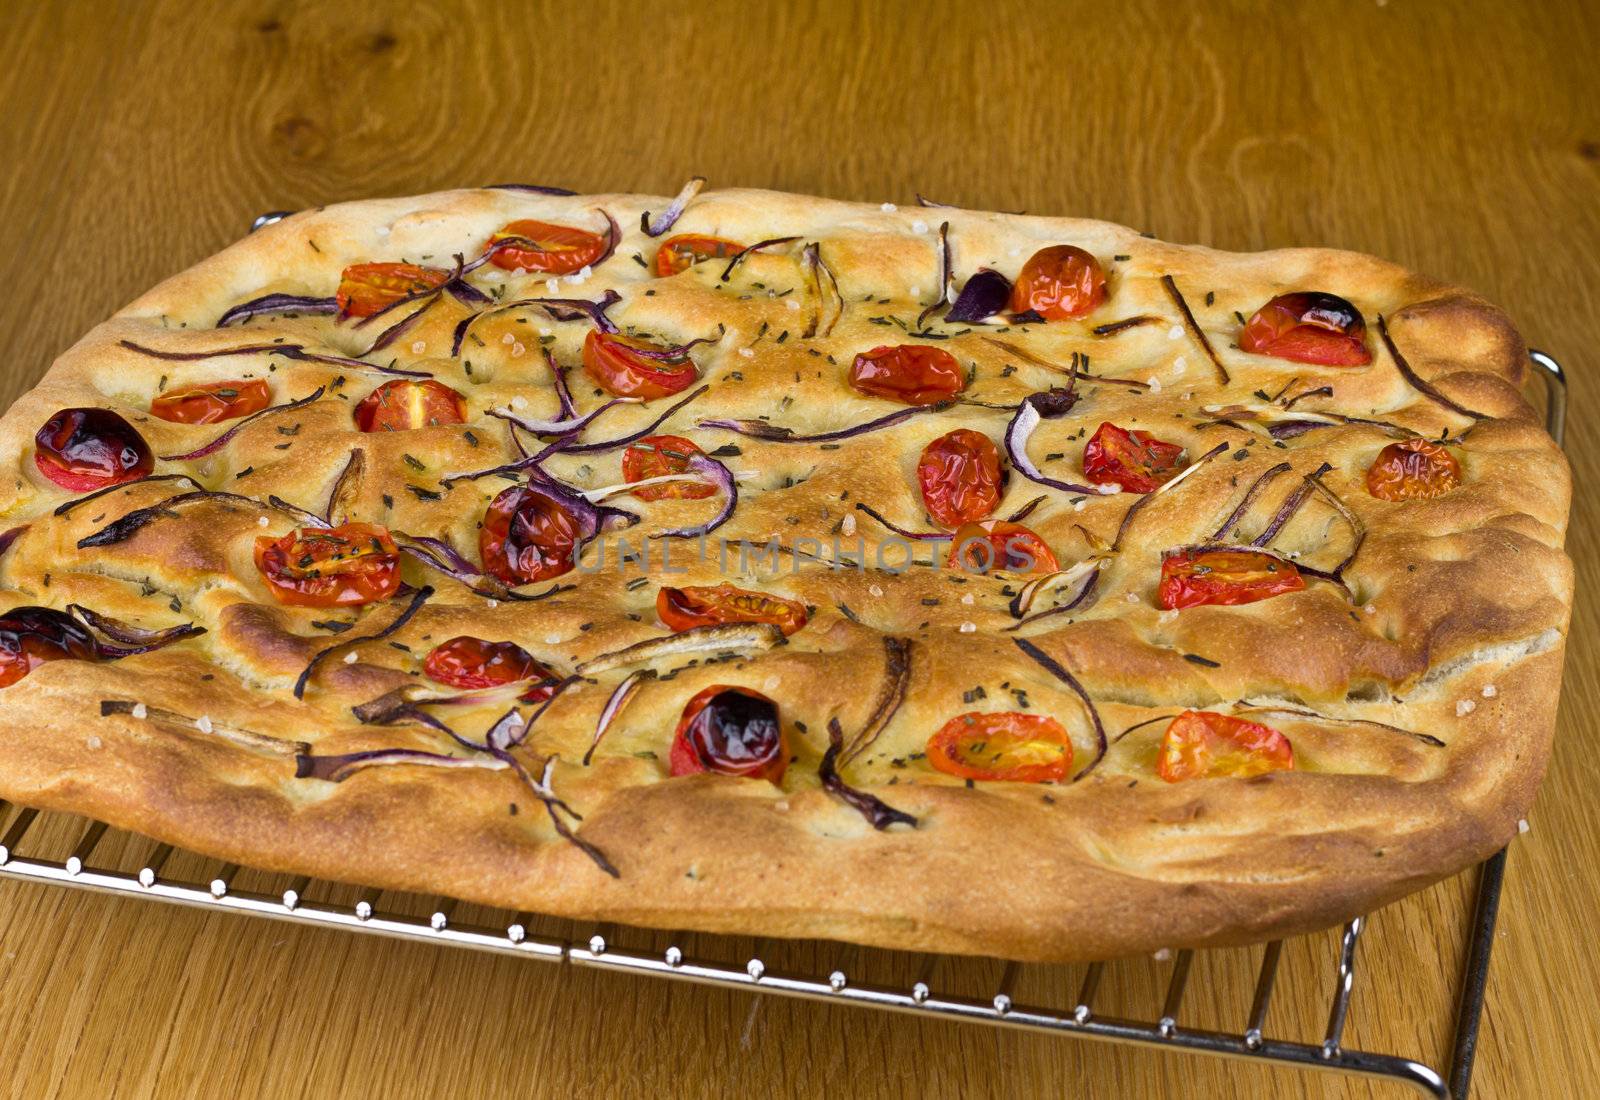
[785,298,800,311]
[510,395,528,409]
[344,651,359,664]
[912,220,929,234]
[410,340,427,354]
[1167,325,1184,341]
[840,513,856,536]
[1482,684,1498,698]
[880,202,897,213]
[86,735,102,750]
[1456,699,1477,716]
[511,342,526,358]
[502,332,516,345]
[257,516,270,527]
[959,621,977,634]
[868,584,884,597]
[1517,818,1531,834]
[131,703,148,720]
[195,715,213,734]
[376,225,391,237]
[738,347,755,359]
[961,592,975,605]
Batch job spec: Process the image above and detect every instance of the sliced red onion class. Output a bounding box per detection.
[158,386,326,461]
[266,493,330,529]
[852,503,948,541]
[1377,315,1486,420]
[719,236,801,282]
[484,183,577,195]
[53,473,206,517]
[594,209,621,268]
[605,334,713,362]
[915,222,953,330]
[1012,637,1106,781]
[1005,495,1044,523]
[296,747,510,783]
[1306,473,1366,577]
[822,718,917,830]
[801,242,844,338]
[946,268,1012,324]
[323,449,365,524]
[1211,462,1292,540]
[364,298,436,353]
[642,177,705,237]
[444,278,491,306]
[120,339,431,379]
[484,706,528,752]
[649,453,737,539]
[1005,390,1101,495]
[582,669,654,765]
[915,194,954,208]
[558,384,710,454]
[217,293,338,328]
[839,636,913,763]
[550,355,577,418]
[451,290,622,355]
[395,538,572,602]
[1281,385,1334,410]
[574,622,783,676]
[1160,275,1229,385]
[980,336,1151,390]
[1090,315,1158,337]
[77,490,289,549]
[492,752,619,878]
[102,699,304,755]
[294,585,434,699]
[1110,441,1231,552]
[67,605,205,650]
[1250,462,1332,547]
[0,524,27,556]
[489,396,639,438]
[1005,567,1103,630]
[1234,704,1444,748]
[698,401,944,444]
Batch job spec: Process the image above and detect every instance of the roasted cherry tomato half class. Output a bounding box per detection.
[352,379,467,432]
[669,685,786,783]
[917,428,1005,528]
[253,522,401,608]
[927,711,1074,783]
[0,606,99,688]
[34,408,153,493]
[948,520,1059,575]
[1156,710,1294,782]
[582,330,699,400]
[335,262,450,319]
[657,584,809,637]
[621,434,717,501]
[1082,422,1186,493]
[479,484,584,585]
[149,379,272,425]
[1366,439,1462,501]
[487,219,608,275]
[1238,292,1371,366]
[1158,548,1305,610]
[423,635,557,701]
[655,234,743,277]
[848,344,965,406]
[1008,245,1107,321]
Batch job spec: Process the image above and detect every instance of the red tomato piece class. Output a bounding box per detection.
[1156,710,1294,782]
[352,380,467,432]
[1238,292,1371,366]
[487,219,607,274]
[422,635,559,700]
[657,584,809,637]
[1082,422,1186,493]
[582,331,699,399]
[1366,439,1462,501]
[621,434,717,501]
[149,379,272,425]
[655,234,743,277]
[848,344,965,406]
[1158,548,1305,610]
[1008,245,1107,320]
[669,685,786,783]
[478,485,584,585]
[34,408,153,493]
[336,262,450,319]
[948,520,1059,575]
[917,428,1005,527]
[926,712,1074,783]
[0,607,99,688]
[253,522,401,608]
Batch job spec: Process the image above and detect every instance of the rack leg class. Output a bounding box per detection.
[1449,847,1508,1100]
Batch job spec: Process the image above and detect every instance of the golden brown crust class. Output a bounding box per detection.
[0,186,1572,961]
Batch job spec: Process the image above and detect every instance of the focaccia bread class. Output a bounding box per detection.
[0,184,1571,961]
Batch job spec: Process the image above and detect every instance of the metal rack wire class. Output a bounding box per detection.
[0,333,1566,1099]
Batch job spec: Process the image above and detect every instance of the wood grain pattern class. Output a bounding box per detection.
[0,1,1594,1096]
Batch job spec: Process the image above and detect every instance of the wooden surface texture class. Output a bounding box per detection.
[0,1,1596,1096]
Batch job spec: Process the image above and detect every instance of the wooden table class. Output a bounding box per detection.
[0,1,1595,1096]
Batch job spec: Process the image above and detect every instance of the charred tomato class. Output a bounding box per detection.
[848,344,965,406]
[34,408,153,492]
[948,520,1059,575]
[582,331,698,400]
[254,522,401,608]
[669,685,786,783]
[1366,439,1462,501]
[487,220,608,275]
[1008,245,1107,320]
[927,712,1074,783]
[1082,422,1186,494]
[621,434,717,501]
[1158,548,1305,610]
[0,606,99,688]
[657,584,809,636]
[1156,710,1294,782]
[149,379,272,425]
[1238,292,1371,366]
[352,379,467,432]
[423,635,558,701]
[478,485,584,585]
[336,262,450,319]
[917,428,1005,527]
[655,234,743,277]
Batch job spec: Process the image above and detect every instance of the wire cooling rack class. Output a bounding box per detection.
[0,266,1567,1097]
